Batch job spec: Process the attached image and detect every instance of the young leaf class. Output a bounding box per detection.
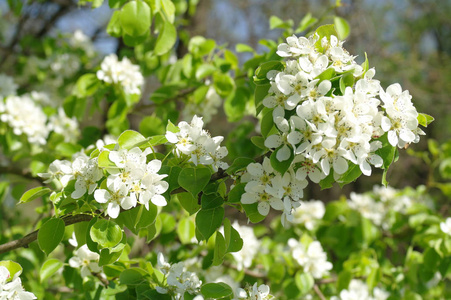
[40,259,63,283]
[212,231,226,266]
[201,282,233,298]
[333,16,350,40]
[195,207,224,241]
[90,219,123,249]
[19,187,52,204]
[154,21,177,55]
[178,167,211,196]
[117,130,147,150]
[38,218,65,255]
[120,0,151,37]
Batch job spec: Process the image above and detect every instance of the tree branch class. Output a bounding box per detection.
[313,284,326,300]
[0,165,46,185]
[0,214,93,254]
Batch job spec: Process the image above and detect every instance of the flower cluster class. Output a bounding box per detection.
[94,147,169,218]
[236,283,274,300]
[240,157,307,226]
[267,33,424,181]
[68,245,103,277]
[39,151,103,199]
[0,92,79,145]
[331,279,389,300]
[240,32,426,224]
[96,54,144,95]
[348,185,416,229]
[287,238,333,279]
[0,266,36,300]
[156,253,202,298]
[166,115,229,171]
[288,199,325,230]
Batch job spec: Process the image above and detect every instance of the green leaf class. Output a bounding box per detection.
[366,267,381,291]
[19,186,52,204]
[213,73,235,98]
[223,218,243,253]
[227,157,254,175]
[337,270,353,291]
[255,83,271,115]
[254,61,284,85]
[213,231,226,266]
[176,192,201,215]
[251,136,267,150]
[338,163,362,188]
[40,259,63,282]
[86,217,99,253]
[314,24,338,52]
[118,130,148,150]
[148,135,168,146]
[242,203,265,223]
[99,248,123,267]
[75,74,100,98]
[177,217,195,244]
[361,52,369,73]
[135,203,158,229]
[160,0,176,23]
[98,150,116,168]
[139,115,165,137]
[227,183,246,203]
[261,109,275,138]
[92,0,104,8]
[195,64,216,80]
[201,193,224,210]
[188,36,216,56]
[319,172,334,190]
[224,87,249,122]
[295,271,314,295]
[195,206,224,241]
[296,13,317,33]
[119,268,145,285]
[0,261,22,278]
[334,16,350,40]
[120,0,151,37]
[201,282,233,298]
[236,43,254,53]
[90,219,123,248]
[107,11,122,37]
[224,50,239,68]
[154,21,177,55]
[417,113,434,128]
[38,218,65,255]
[315,67,336,82]
[269,16,293,30]
[178,167,211,196]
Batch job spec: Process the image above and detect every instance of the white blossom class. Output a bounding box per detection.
[288,239,332,279]
[97,54,144,95]
[68,245,103,277]
[289,200,325,230]
[440,218,451,236]
[166,115,229,171]
[0,266,36,300]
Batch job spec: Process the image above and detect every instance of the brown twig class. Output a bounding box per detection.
[0,214,93,254]
[313,284,326,300]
